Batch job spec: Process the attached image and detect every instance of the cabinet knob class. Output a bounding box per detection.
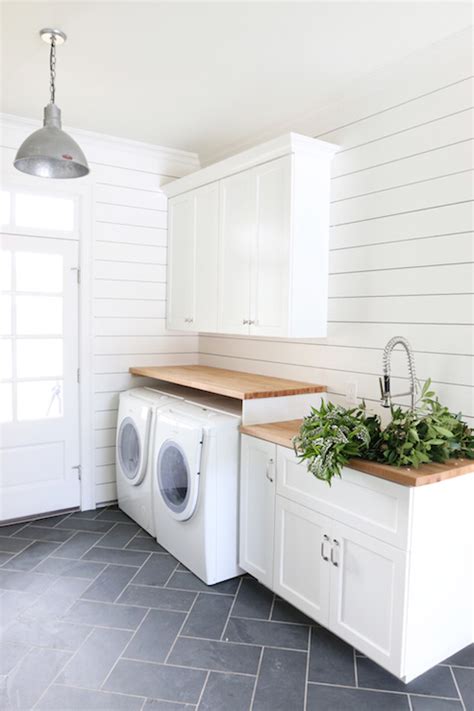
[249,320,255,325]
[242,319,249,325]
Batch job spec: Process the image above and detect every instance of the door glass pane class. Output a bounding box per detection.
[0,339,12,379]
[0,296,11,335]
[16,295,62,335]
[158,442,190,513]
[16,338,63,378]
[16,253,63,293]
[0,251,12,291]
[15,193,74,232]
[0,382,13,422]
[17,380,63,420]
[0,191,11,225]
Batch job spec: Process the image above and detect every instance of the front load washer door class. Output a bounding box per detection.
[117,415,148,485]
[156,425,202,521]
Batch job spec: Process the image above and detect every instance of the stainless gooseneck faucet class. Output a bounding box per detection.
[379,336,418,410]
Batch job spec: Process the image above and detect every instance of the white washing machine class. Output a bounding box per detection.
[116,387,182,535]
[152,401,243,584]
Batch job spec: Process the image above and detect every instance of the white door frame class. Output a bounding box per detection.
[1,171,95,512]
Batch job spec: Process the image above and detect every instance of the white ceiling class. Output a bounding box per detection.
[1,1,472,163]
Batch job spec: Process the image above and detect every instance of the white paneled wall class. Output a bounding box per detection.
[199,38,473,423]
[91,153,199,504]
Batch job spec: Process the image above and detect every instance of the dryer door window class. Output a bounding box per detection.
[118,417,142,482]
[157,440,198,520]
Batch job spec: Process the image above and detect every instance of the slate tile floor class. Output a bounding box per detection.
[0,507,472,711]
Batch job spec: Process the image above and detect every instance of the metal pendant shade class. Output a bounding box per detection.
[14,29,89,179]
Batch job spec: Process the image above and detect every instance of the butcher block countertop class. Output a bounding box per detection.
[240,419,474,487]
[129,365,326,400]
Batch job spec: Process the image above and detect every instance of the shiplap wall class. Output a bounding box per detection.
[0,118,200,505]
[199,37,474,423]
[91,159,200,504]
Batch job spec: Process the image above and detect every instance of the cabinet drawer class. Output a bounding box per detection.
[276,446,411,549]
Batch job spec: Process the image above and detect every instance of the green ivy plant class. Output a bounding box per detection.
[293,379,474,484]
[292,400,377,484]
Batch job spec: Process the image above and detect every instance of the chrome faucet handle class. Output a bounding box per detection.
[379,376,391,408]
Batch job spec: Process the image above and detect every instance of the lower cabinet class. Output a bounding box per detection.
[240,434,474,682]
[273,496,331,626]
[328,519,407,673]
[273,495,406,673]
[239,435,275,589]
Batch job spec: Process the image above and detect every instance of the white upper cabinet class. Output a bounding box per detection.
[166,183,219,332]
[167,193,195,331]
[219,170,254,334]
[164,133,338,338]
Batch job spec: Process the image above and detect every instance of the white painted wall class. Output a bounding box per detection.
[1,118,200,506]
[198,31,474,424]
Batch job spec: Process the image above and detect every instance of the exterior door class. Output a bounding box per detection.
[218,171,255,334]
[250,156,290,337]
[329,520,407,676]
[239,434,276,587]
[167,193,195,331]
[0,234,80,521]
[273,495,331,626]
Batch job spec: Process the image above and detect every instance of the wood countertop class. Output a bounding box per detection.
[129,365,326,401]
[240,419,474,487]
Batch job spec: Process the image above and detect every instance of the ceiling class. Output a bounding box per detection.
[1,1,472,164]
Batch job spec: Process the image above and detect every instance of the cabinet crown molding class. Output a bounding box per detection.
[163,132,338,198]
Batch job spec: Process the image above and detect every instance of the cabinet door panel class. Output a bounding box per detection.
[329,521,407,676]
[194,184,219,331]
[239,435,276,588]
[218,172,255,334]
[167,195,195,330]
[274,496,331,626]
[251,156,290,337]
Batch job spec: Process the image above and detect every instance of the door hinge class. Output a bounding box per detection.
[72,465,82,481]
[76,367,80,384]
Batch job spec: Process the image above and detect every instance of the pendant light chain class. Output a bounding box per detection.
[49,35,56,104]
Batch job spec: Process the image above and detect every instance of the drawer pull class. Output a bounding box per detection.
[331,539,340,567]
[321,534,330,561]
[265,458,274,483]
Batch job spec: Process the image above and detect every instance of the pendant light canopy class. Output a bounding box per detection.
[14,28,89,179]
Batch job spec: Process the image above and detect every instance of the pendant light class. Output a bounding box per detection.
[14,28,89,179]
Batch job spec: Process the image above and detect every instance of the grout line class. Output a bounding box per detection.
[449,665,466,711]
[308,680,460,700]
[180,633,307,653]
[249,646,265,711]
[195,670,211,710]
[31,625,97,710]
[99,550,161,692]
[407,696,414,711]
[220,576,243,641]
[163,584,200,665]
[353,648,359,687]
[303,625,311,711]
